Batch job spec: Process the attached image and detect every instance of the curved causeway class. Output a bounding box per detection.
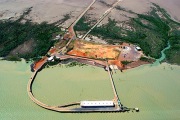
[27,71,75,112]
[27,70,122,113]
[27,0,125,113]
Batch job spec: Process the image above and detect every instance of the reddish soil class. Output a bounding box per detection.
[67,40,120,59]
[66,40,147,70]
[108,60,123,69]
[48,48,56,55]
[68,50,87,57]
[34,56,48,70]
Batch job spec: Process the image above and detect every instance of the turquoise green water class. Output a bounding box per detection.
[154,41,171,64]
[0,60,180,120]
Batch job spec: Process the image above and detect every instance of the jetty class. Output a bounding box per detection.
[27,0,139,113]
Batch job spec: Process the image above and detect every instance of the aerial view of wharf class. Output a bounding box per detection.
[27,0,141,113]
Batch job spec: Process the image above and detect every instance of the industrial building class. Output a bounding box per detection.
[80,101,114,108]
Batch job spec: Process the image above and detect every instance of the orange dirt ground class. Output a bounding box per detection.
[67,40,121,59]
[108,60,123,69]
[49,48,56,54]
[34,56,48,70]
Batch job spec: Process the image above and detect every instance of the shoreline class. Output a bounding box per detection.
[1,3,180,66]
[1,59,180,119]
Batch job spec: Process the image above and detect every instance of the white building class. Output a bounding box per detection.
[135,46,141,51]
[48,56,54,61]
[80,101,114,107]
[110,65,118,70]
[85,37,91,41]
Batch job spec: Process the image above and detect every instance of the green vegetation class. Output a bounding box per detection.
[140,57,154,63]
[0,7,61,60]
[74,16,92,32]
[65,61,87,67]
[74,3,180,65]
[140,57,150,62]
[90,12,169,59]
[165,30,180,64]
[5,55,21,61]
[121,61,132,65]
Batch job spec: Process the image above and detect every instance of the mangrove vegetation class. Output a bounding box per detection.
[0,7,62,61]
[74,3,180,65]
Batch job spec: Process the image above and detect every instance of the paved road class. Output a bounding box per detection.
[61,0,97,54]
[27,0,122,113]
[82,0,123,39]
[70,0,97,28]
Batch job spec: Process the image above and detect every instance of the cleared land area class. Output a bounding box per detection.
[67,40,121,59]
[0,0,179,65]
[65,40,144,70]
